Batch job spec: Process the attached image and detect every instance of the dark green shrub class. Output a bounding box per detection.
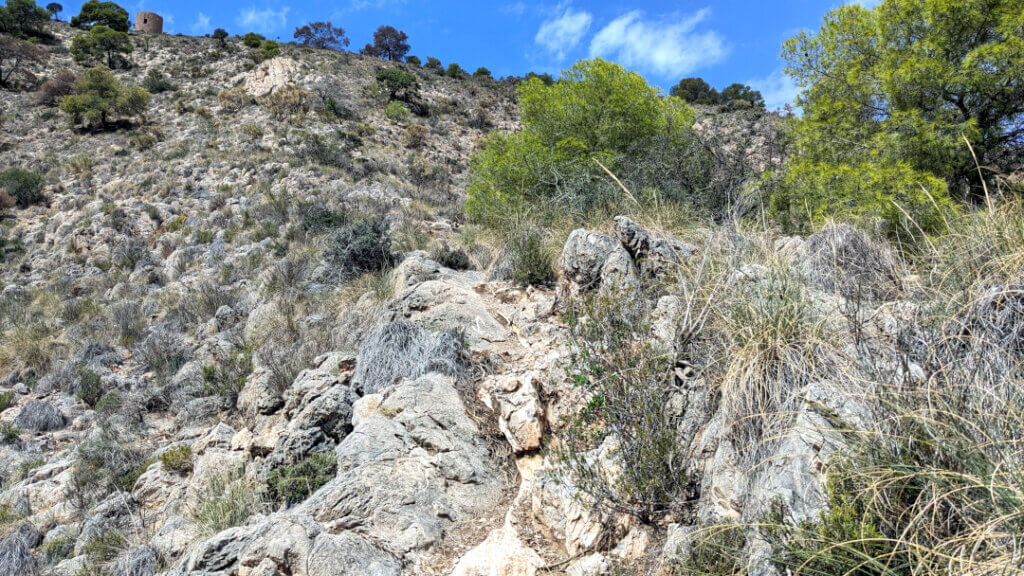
[212,28,228,45]
[376,67,417,101]
[0,422,21,444]
[59,67,151,129]
[0,391,13,412]
[473,67,492,79]
[0,168,44,207]
[266,452,336,505]
[81,532,126,562]
[241,32,263,48]
[552,294,686,522]
[256,40,280,62]
[430,243,473,270]
[405,55,421,66]
[507,229,555,286]
[77,368,103,407]
[159,445,193,475]
[445,63,465,78]
[141,69,176,93]
[424,56,443,74]
[384,100,411,122]
[324,220,393,280]
[300,203,347,234]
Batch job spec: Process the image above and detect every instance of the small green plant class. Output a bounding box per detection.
[507,228,555,286]
[384,100,411,123]
[0,422,21,445]
[81,531,126,562]
[324,220,393,280]
[159,445,193,475]
[196,229,214,243]
[76,368,103,407]
[0,168,44,207]
[191,472,266,535]
[241,31,264,48]
[672,524,748,576]
[266,452,337,505]
[0,390,14,411]
[256,39,280,62]
[40,534,75,564]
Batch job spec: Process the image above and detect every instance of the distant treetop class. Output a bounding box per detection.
[360,25,410,61]
[70,0,130,32]
[294,21,350,50]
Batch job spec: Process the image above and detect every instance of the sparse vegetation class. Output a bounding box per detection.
[266,452,337,505]
[59,67,151,129]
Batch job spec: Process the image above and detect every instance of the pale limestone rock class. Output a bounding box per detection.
[450,526,544,576]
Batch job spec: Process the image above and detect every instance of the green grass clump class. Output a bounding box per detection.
[266,452,336,506]
[159,445,193,475]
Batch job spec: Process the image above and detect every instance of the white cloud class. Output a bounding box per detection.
[589,9,726,78]
[502,2,527,17]
[191,12,210,34]
[750,68,801,111]
[236,6,290,32]
[535,5,593,59]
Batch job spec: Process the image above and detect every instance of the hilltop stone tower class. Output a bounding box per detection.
[135,11,163,34]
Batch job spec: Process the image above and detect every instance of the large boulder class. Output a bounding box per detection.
[559,230,619,290]
[301,373,506,561]
[13,399,66,432]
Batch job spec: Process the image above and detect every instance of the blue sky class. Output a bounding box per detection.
[46,1,870,109]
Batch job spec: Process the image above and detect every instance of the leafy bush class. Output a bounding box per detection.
[384,100,411,123]
[405,55,421,66]
[70,24,132,68]
[473,67,492,79]
[190,472,266,535]
[256,39,280,62]
[241,32,263,48]
[141,69,176,93]
[33,71,75,106]
[445,62,465,78]
[0,391,13,412]
[424,56,443,74]
[376,67,418,101]
[266,452,336,505]
[403,123,428,148]
[323,220,393,280]
[134,330,188,379]
[217,86,251,112]
[212,28,228,45]
[506,228,555,286]
[466,58,705,230]
[77,368,103,407]
[553,294,685,522]
[767,0,1024,238]
[430,243,472,270]
[0,168,44,207]
[0,0,51,38]
[59,67,150,129]
[158,445,193,475]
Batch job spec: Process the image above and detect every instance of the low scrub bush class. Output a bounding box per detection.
[33,70,76,106]
[553,294,685,522]
[190,472,266,536]
[141,69,176,93]
[266,452,337,505]
[0,168,44,207]
[323,220,393,281]
[260,84,308,119]
[506,228,555,286]
[158,445,193,475]
[384,100,411,123]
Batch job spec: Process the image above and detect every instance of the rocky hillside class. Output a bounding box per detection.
[2,20,1020,576]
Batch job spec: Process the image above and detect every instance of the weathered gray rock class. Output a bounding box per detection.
[0,523,41,575]
[13,400,66,432]
[117,545,158,576]
[302,373,505,560]
[560,230,619,289]
[613,215,695,279]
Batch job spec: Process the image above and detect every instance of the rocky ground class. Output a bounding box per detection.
[0,22,954,576]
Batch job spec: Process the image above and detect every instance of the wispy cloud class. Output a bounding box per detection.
[191,12,211,34]
[236,6,290,32]
[502,2,528,17]
[589,9,726,78]
[535,5,593,60]
[750,68,801,111]
[346,0,406,10]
